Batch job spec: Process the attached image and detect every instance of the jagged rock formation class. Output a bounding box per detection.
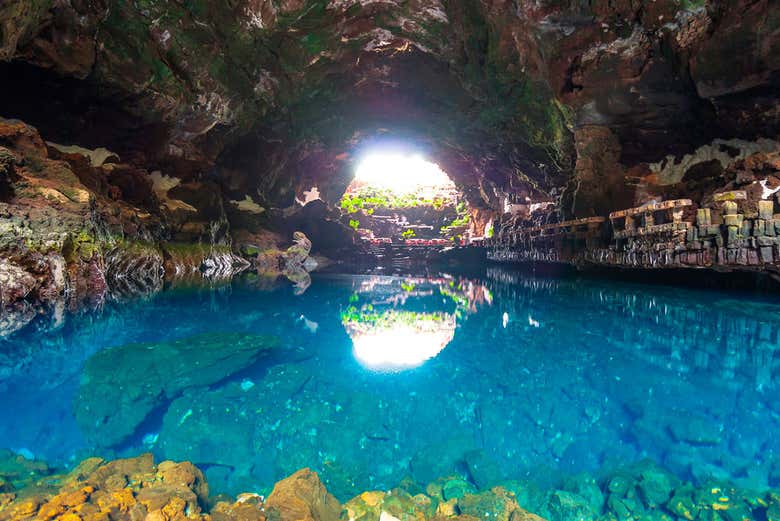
[0,0,778,293]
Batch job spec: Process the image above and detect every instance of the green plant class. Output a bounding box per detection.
[440,200,471,236]
[349,219,360,231]
[402,229,416,239]
[339,186,456,214]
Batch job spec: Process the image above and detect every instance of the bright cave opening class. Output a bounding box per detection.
[339,151,471,245]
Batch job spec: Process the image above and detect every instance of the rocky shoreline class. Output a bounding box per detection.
[0,452,778,521]
[0,116,326,330]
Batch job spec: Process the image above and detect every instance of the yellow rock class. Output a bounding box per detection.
[361,492,386,508]
[435,499,457,517]
[265,468,341,521]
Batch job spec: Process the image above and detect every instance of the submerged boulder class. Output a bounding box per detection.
[457,487,545,521]
[343,488,437,521]
[74,332,278,447]
[265,468,341,521]
[0,454,214,521]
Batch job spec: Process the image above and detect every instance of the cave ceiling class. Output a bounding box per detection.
[0,0,778,215]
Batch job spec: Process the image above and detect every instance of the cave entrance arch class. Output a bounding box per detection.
[338,150,470,245]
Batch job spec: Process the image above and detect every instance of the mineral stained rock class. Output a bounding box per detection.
[74,333,278,448]
[0,454,222,521]
[265,468,341,521]
[3,453,780,521]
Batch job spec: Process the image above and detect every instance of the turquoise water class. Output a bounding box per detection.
[1,268,779,500]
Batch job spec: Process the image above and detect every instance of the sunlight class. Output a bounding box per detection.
[354,152,452,194]
[343,310,456,371]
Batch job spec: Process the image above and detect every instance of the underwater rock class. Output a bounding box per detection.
[74,332,278,447]
[637,467,677,508]
[561,475,604,515]
[265,469,341,521]
[5,452,780,521]
[464,450,506,490]
[0,449,51,493]
[439,478,476,502]
[211,494,266,521]
[0,454,213,521]
[343,489,436,521]
[545,491,596,521]
[156,384,258,480]
[667,415,723,446]
[457,487,544,521]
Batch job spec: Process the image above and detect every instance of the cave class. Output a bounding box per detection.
[1,1,780,519]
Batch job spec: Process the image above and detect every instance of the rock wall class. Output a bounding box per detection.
[0,0,778,290]
[0,117,254,311]
[487,150,780,277]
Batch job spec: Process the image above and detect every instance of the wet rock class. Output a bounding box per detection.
[637,467,677,508]
[410,437,475,486]
[0,454,213,521]
[0,259,35,305]
[667,485,699,521]
[457,487,543,521]
[499,481,546,515]
[266,469,341,521]
[565,126,631,219]
[441,478,475,502]
[464,450,505,490]
[562,475,604,514]
[0,146,16,200]
[667,415,723,446]
[74,332,278,447]
[281,231,316,295]
[343,489,436,521]
[545,490,597,521]
[212,494,266,521]
[0,449,51,492]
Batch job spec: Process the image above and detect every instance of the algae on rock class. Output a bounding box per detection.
[74,332,279,447]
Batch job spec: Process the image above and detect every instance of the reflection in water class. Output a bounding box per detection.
[341,276,491,370]
[2,270,780,500]
[345,310,456,370]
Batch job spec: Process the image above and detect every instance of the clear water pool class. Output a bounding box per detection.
[1,268,779,500]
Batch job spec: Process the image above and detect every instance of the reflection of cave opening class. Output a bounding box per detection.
[339,151,469,245]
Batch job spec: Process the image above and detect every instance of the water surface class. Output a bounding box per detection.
[1,268,779,499]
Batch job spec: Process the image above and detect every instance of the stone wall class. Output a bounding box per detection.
[487,184,780,277]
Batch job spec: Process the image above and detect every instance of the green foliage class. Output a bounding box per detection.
[440,202,471,236]
[402,229,416,239]
[341,307,451,328]
[339,187,452,215]
[349,219,360,231]
[401,282,416,292]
